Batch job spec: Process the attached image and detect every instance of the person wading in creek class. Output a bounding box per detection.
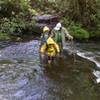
[40,26,50,46]
[51,22,73,53]
[40,37,60,64]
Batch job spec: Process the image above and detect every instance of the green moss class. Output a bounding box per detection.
[0,32,23,41]
[0,32,10,40]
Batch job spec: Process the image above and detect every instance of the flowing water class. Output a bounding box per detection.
[0,40,100,100]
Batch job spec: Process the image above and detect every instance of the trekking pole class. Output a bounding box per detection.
[71,39,76,63]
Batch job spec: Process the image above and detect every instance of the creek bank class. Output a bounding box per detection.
[1,14,99,41]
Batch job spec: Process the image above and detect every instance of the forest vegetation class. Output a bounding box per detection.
[0,0,100,40]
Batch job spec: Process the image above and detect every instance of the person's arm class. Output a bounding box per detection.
[54,42,60,53]
[63,27,73,40]
[50,29,55,38]
[40,44,46,54]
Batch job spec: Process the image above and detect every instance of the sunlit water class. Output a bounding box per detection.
[0,40,100,100]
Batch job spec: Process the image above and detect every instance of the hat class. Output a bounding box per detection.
[43,26,50,32]
[54,23,62,31]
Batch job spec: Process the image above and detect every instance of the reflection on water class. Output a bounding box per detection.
[0,40,100,100]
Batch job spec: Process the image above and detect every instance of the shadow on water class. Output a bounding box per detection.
[40,54,99,100]
[0,40,100,100]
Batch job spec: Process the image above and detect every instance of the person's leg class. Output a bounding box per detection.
[58,42,63,56]
[47,56,52,64]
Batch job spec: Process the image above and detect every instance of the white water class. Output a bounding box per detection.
[77,51,100,68]
[77,51,100,83]
[76,46,100,84]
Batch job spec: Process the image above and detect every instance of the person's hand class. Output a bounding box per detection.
[68,35,73,40]
[41,54,45,58]
[57,53,60,57]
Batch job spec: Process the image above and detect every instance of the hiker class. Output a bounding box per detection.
[51,22,73,51]
[40,37,60,64]
[40,26,50,46]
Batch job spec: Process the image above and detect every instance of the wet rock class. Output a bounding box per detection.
[93,71,100,83]
[34,15,60,24]
[33,14,60,33]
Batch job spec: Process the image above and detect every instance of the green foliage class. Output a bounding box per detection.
[0,17,35,35]
[0,0,35,37]
[90,6,100,38]
[69,23,90,40]
[0,32,10,40]
[0,0,99,40]
[0,0,31,17]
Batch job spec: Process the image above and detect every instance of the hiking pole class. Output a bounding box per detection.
[71,39,76,63]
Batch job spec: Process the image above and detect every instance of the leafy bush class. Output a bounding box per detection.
[0,0,35,36]
[90,7,100,38]
[0,32,10,40]
[69,23,90,40]
[0,0,31,17]
[0,17,35,35]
